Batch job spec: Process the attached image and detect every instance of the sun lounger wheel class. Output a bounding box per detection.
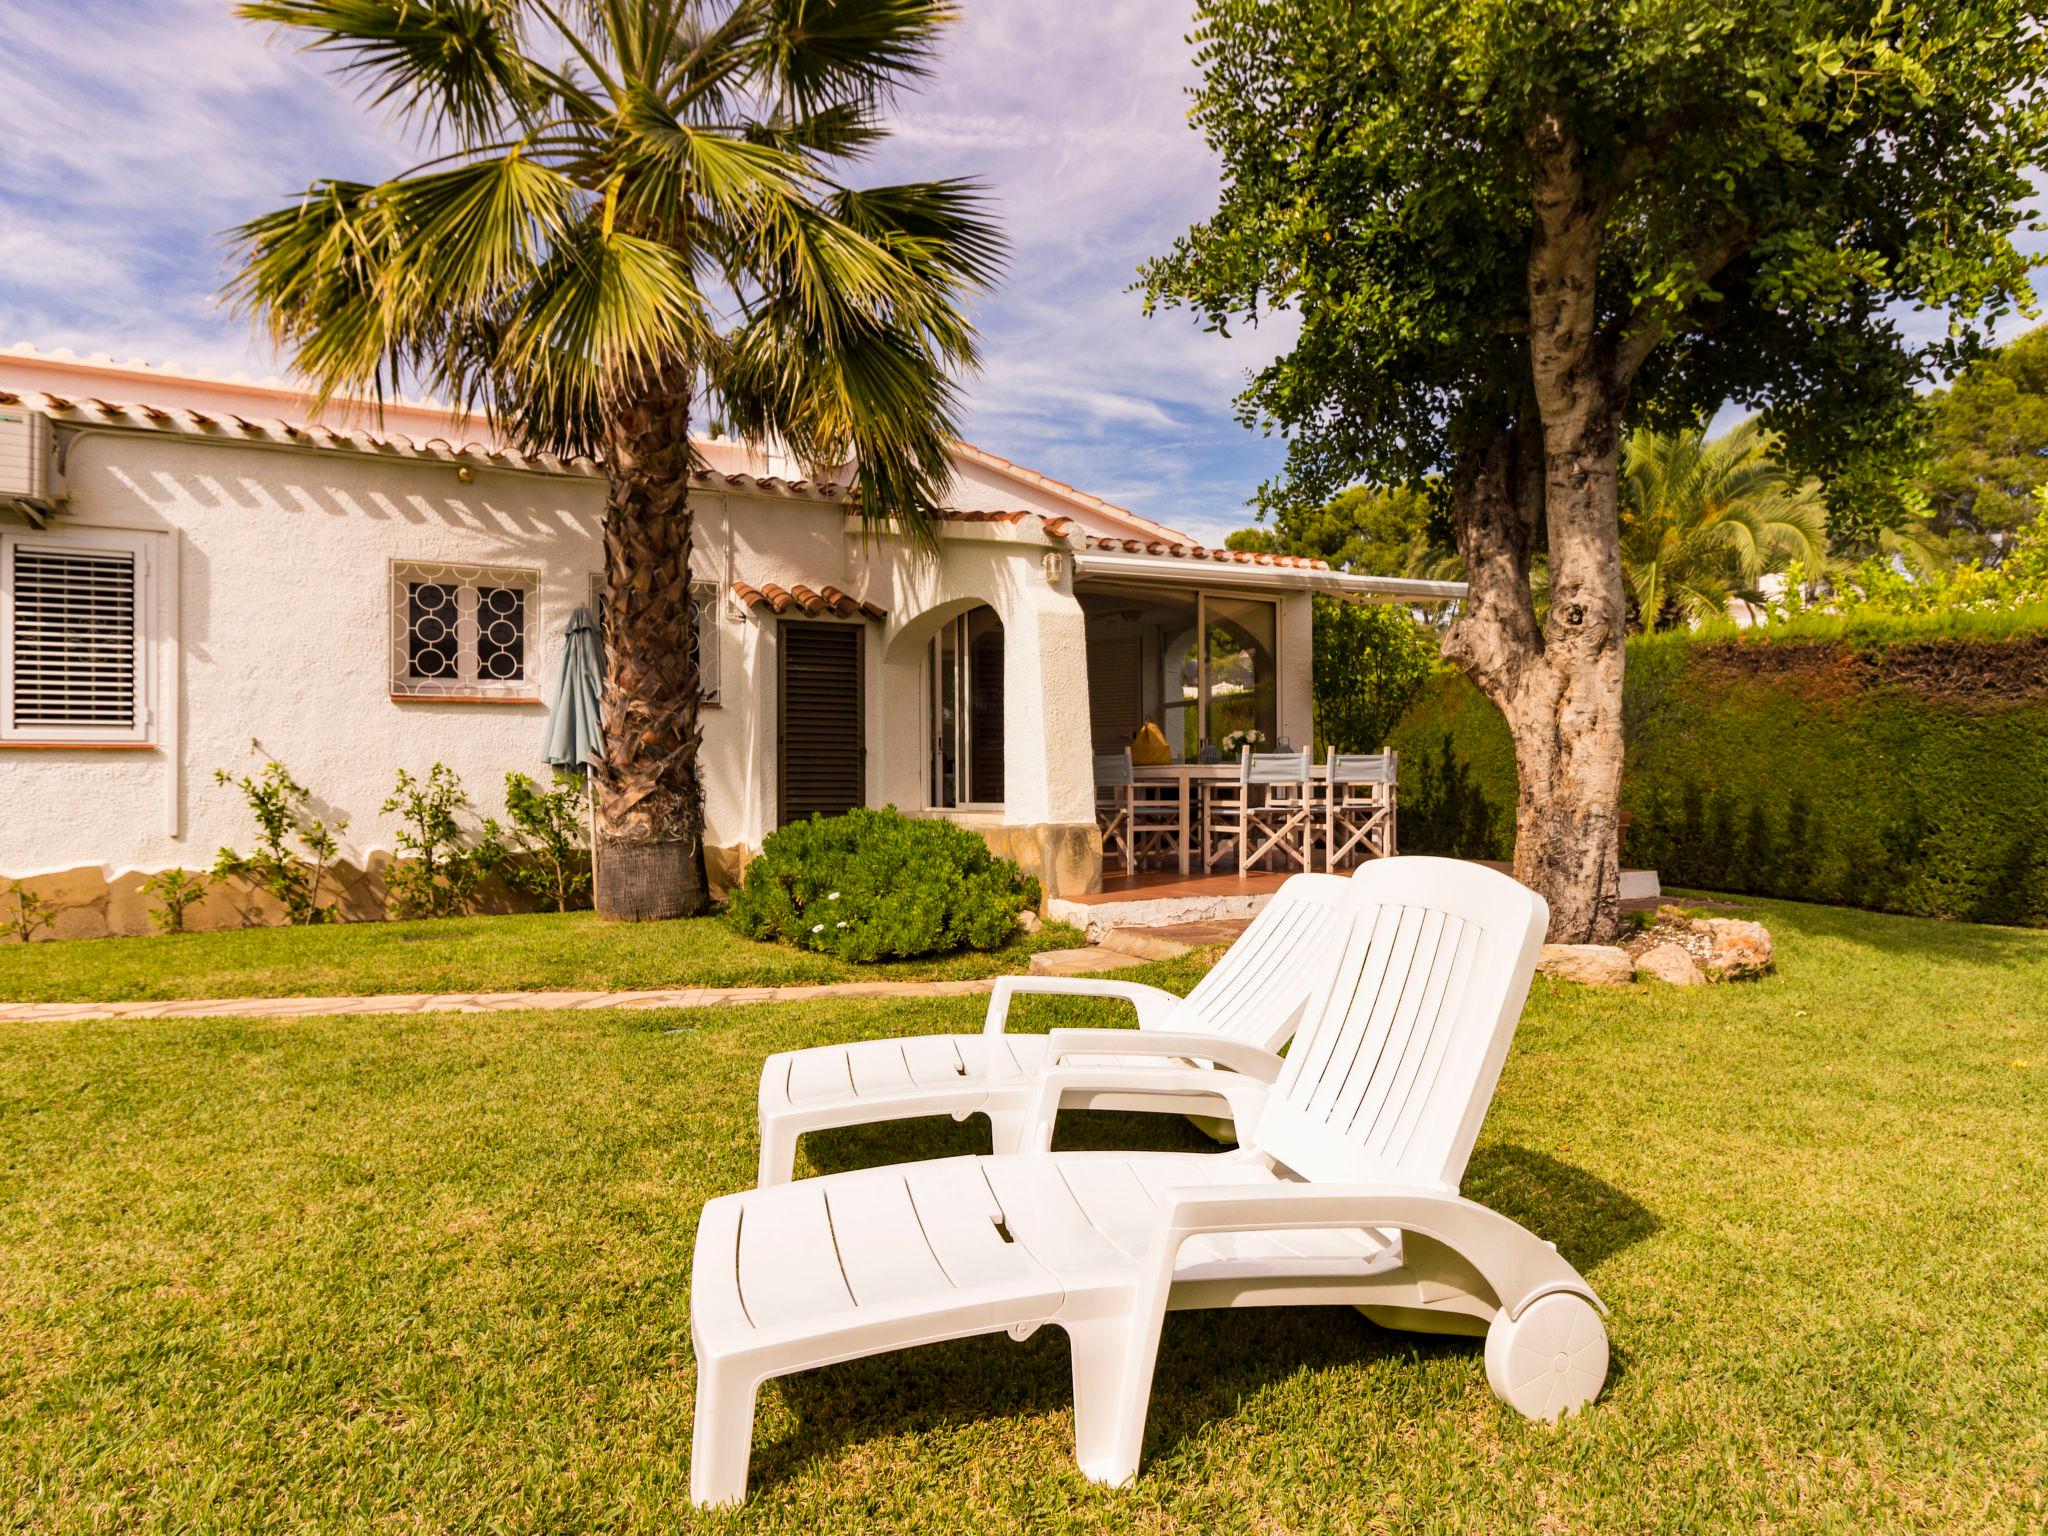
[1483,1292,1608,1422]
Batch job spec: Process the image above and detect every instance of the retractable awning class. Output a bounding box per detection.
[1071,545,1466,603]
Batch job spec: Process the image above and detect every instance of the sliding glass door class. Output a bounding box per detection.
[1078,586,1279,759]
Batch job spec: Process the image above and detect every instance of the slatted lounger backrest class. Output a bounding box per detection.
[1251,858,1549,1193]
[1165,873,1351,1053]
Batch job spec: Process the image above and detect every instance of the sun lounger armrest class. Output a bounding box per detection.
[1016,1066,1273,1153]
[1042,1030,1282,1082]
[980,976,1185,1036]
[1145,1183,1604,1322]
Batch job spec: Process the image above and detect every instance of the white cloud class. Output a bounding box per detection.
[0,0,1284,535]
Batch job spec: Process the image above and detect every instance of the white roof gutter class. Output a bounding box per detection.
[1071,549,1466,604]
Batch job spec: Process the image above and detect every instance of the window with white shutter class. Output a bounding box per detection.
[1,528,154,744]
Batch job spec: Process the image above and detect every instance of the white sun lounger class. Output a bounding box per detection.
[690,858,1608,1506]
[753,872,1352,1186]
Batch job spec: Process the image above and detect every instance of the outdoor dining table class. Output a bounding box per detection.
[1132,761,1329,876]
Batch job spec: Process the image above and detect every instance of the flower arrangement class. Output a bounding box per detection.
[1220,728,1270,754]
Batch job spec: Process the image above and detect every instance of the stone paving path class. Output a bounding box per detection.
[0,927,1247,1027]
[0,976,1017,1025]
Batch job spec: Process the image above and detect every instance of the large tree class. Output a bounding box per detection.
[1921,322,2048,563]
[230,0,1000,920]
[1146,0,2046,939]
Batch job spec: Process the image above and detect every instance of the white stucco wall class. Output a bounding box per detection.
[0,396,1312,889]
[855,525,1093,832]
[0,429,610,878]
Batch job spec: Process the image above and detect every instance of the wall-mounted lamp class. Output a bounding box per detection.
[455,464,476,484]
[1041,550,1066,584]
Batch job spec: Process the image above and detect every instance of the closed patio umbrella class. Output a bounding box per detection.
[543,605,604,773]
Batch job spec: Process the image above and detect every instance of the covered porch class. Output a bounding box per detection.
[1071,543,1461,885]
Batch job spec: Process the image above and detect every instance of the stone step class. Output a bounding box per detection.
[1095,928,1195,962]
[1096,919,1252,961]
[1026,945,1154,977]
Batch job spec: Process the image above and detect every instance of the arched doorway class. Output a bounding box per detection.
[929,604,1004,808]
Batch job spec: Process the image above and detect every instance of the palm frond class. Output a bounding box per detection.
[230,0,1001,503]
[497,223,713,457]
[615,78,808,232]
[1620,419,1828,631]
[752,0,955,113]
[238,0,533,137]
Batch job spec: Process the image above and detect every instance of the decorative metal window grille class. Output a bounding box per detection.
[390,560,539,698]
[0,528,152,743]
[584,574,721,702]
[691,580,721,703]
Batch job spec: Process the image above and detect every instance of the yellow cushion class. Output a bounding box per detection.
[1130,721,1173,766]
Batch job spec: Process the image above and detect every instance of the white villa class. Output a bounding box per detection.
[0,344,1459,938]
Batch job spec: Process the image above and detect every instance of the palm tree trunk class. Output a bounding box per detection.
[593,368,708,920]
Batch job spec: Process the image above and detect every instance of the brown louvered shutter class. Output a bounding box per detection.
[778,620,865,824]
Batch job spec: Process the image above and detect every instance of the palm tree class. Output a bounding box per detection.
[227,0,1002,919]
[1618,421,1829,631]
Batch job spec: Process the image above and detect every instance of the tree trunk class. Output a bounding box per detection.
[592,366,707,921]
[1439,117,1630,942]
[1444,425,1628,943]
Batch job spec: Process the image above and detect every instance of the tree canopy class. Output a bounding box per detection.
[1233,484,1459,581]
[1920,322,2048,563]
[1146,0,2048,545]
[1147,0,2048,939]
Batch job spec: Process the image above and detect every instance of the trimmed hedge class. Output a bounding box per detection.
[724,806,1041,961]
[1388,622,2048,926]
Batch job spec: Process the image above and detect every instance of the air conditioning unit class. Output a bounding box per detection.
[0,406,53,503]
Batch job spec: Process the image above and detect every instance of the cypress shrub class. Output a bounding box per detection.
[1388,617,2048,926]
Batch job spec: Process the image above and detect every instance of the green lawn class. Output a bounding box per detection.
[0,910,1085,1003]
[2,896,2044,1532]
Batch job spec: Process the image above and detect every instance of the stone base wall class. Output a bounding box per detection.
[7,824,1102,942]
[970,822,1102,902]
[1,855,555,942]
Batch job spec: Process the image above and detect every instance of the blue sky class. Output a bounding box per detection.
[5,4,2037,545]
[0,0,1291,544]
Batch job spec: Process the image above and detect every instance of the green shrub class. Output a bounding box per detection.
[1309,597,1438,754]
[381,764,503,920]
[140,869,209,934]
[1388,620,2048,926]
[724,807,1040,962]
[3,881,54,943]
[214,761,345,925]
[498,771,593,913]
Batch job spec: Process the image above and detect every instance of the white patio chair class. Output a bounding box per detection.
[1095,748,1181,877]
[1237,748,1315,873]
[692,858,1606,1506]
[753,872,1352,1186]
[1325,749,1398,868]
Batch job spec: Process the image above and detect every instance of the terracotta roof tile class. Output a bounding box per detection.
[1080,534,1330,571]
[731,579,884,622]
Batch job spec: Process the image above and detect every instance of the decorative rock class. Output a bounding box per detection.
[1537,943,1636,987]
[1633,942,1706,986]
[1701,918,1774,980]
[1014,908,1042,935]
